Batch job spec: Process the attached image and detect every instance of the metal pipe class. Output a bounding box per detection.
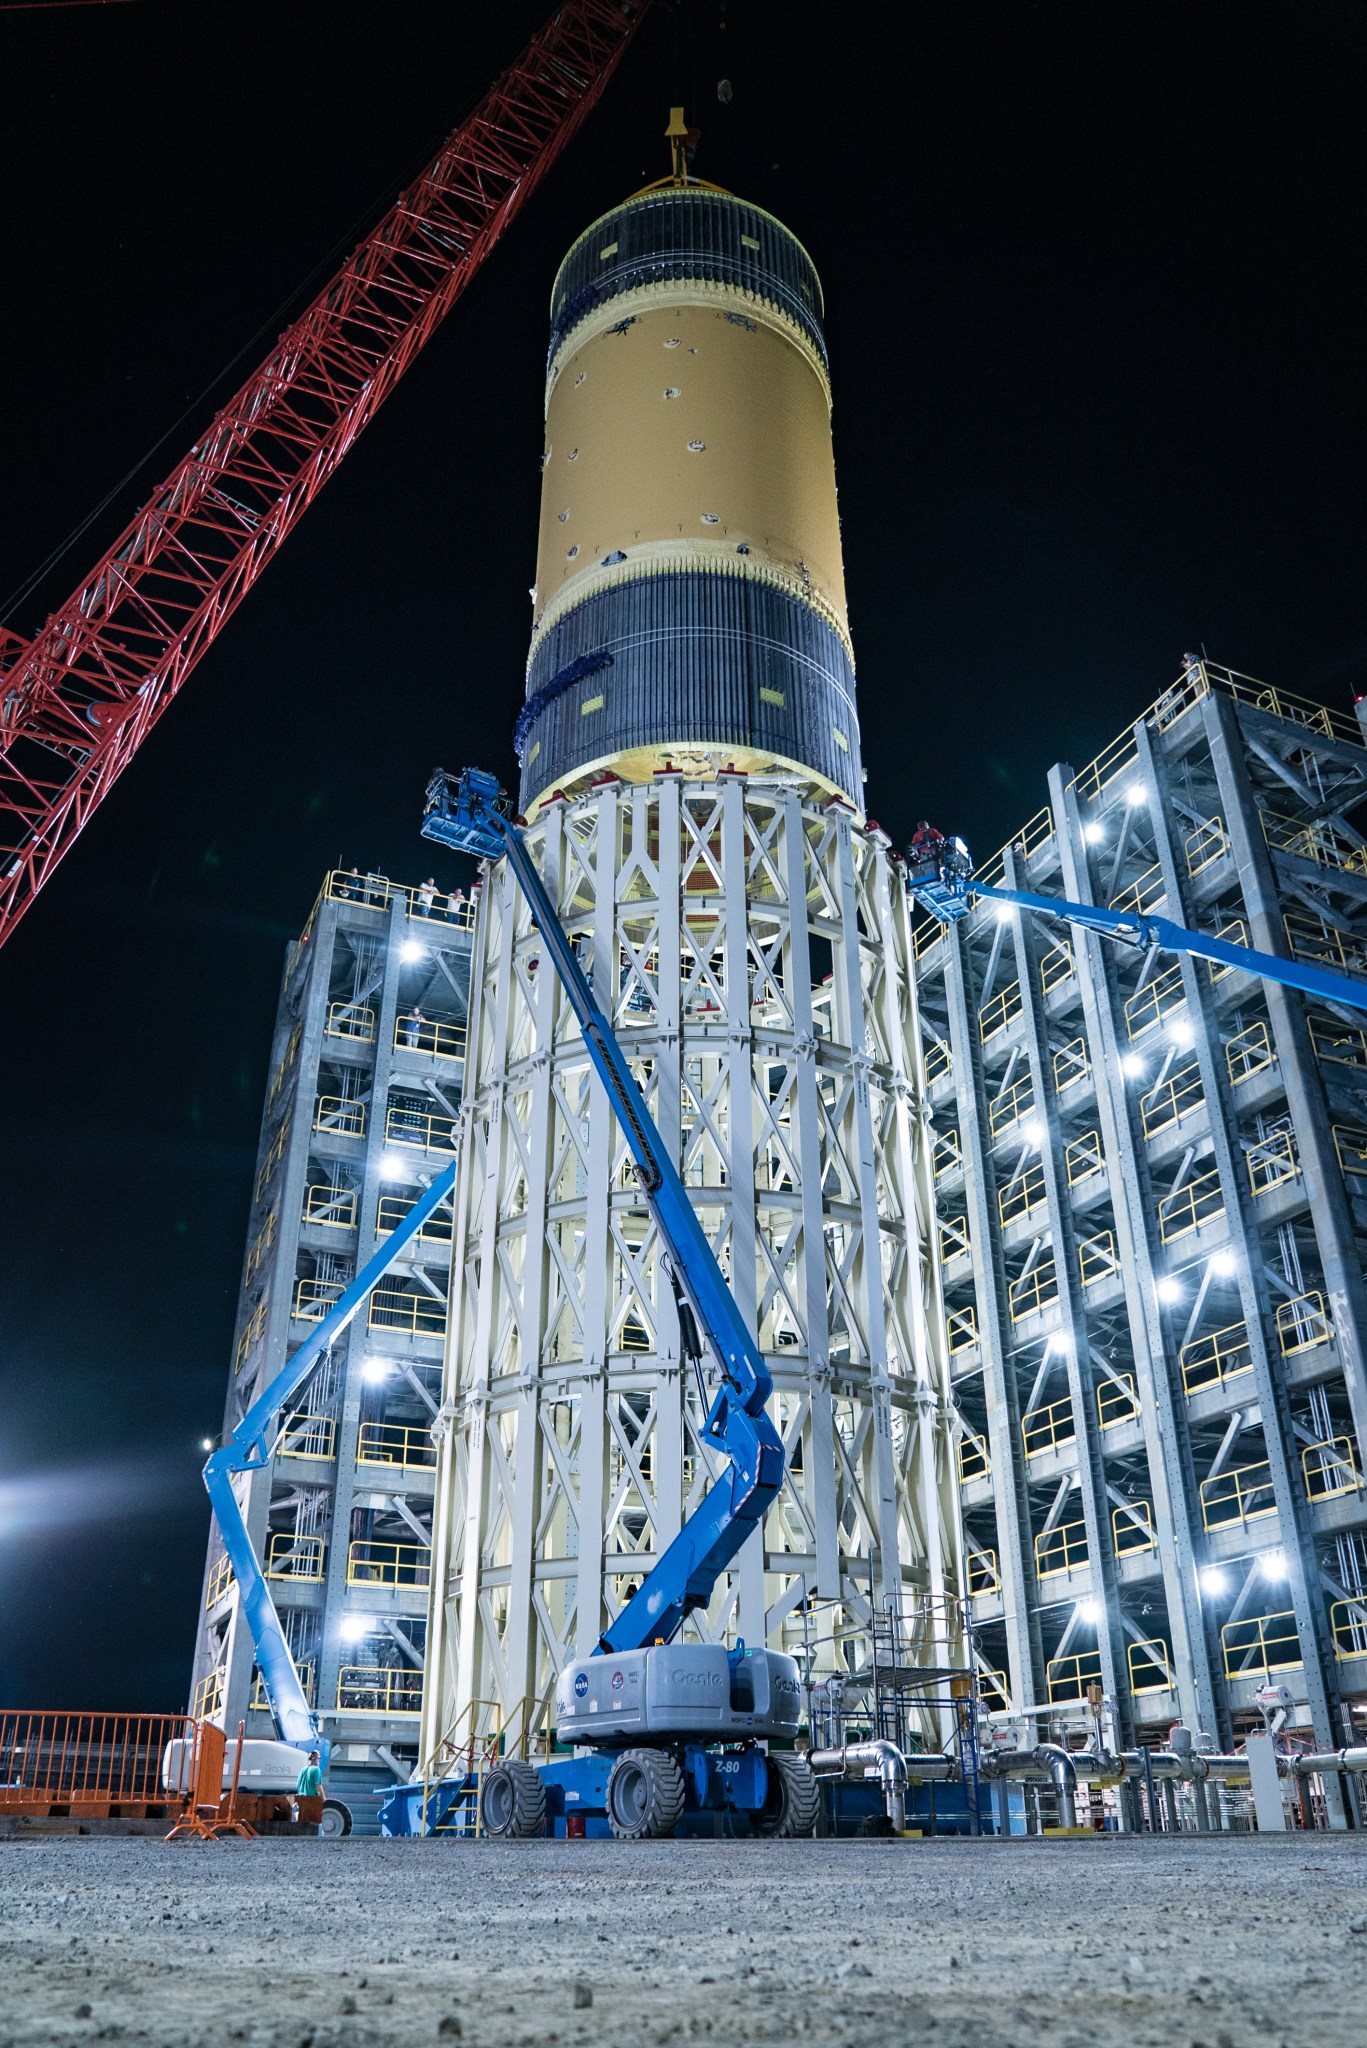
[807,1741,912,1830]
[1031,1744,1077,1829]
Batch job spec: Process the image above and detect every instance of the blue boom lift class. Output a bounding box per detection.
[905,830,1367,1017]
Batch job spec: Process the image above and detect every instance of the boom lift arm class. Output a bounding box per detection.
[203,1167,457,1760]
[909,836,1367,1018]
[421,769,785,1655]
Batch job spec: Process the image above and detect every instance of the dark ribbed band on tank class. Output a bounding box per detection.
[549,188,826,368]
[518,570,861,810]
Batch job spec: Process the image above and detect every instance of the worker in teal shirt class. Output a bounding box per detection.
[296,1750,323,1798]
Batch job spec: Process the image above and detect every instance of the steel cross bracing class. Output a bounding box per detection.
[419,776,964,1764]
[0,0,648,950]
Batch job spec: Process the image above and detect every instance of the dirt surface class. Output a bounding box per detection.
[0,1834,1364,2047]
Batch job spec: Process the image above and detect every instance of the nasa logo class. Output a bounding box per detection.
[573,1672,589,1698]
[611,1670,624,1691]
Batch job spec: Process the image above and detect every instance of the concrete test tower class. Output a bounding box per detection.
[421,139,962,1757]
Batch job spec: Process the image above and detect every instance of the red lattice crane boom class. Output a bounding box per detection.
[0,0,649,951]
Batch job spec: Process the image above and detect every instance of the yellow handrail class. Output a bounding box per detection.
[1140,1058,1203,1138]
[265,1532,327,1582]
[1125,961,1186,1041]
[1262,809,1367,877]
[368,1285,447,1337]
[979,980,1024,1045]
[302,1183,357,1230]
[998,1160,1047,1226]
[933,1129,963,1180]
[346,1539,431,1588]
[357,1421,438,1470]
[336,1665,424,1714]
[1180,1319,1252,1394]
[192,1667,226,1721]
[1039,941,1075,995]
[966,1549,1000,1597]
[253,1663,314,1710]
[1333,1124,1367,1180]
[1285,910,1367,982]
[1046,1648,1103,1701]
[1247,1129,1300,1196]
[394,1014,467,1061]
[1199,1459,1277,1531]
[923,1037,952,1086]
[1207,916,1250,983]
[1113,1499,1156,1555]
[1157,1166,1225,1243]
[314,1095,366,1139]
[245,1207,278,1281]
[988,1073,1036,1137]
[1066,1129,1104,1184]
[938,1216,971,1263]
[1096,1373,1139,1428]
[957,1430,990,1482]
[1330,1601,1367,1662]
[1128,1638,1175,1694]
[234,1297,268,1372]
[1071,722,1138,804]
[255,1114,292,1200]
[1302,1436,1363,1501]
[375,1191,453,1246]
[293,1275,346,1322]
[1022,1395,1075,1459]
[1036,1517,1088,1577]
[205,1553,235,1609]
[1053,1036,1091,1094]
[1221,1610,1300,1679]
[946,1304,980,1357]
[1008,1256,1060,1323]
[1309,1017,1367,1069]
[1226,1019,1275,1086]
[326,1000,375,1044]
[1110,861,1166,918]
[1078,1230,1120,1289]
[1275,1291,1333,1357]
[385,1104,458,1153]
[277,1412,337,1461]
[1186,816,1230,877]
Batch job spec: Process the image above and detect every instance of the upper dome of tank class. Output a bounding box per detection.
[548,180,827,368]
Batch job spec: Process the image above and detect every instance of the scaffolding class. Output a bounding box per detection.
[918,661,1367,1817]
[188,868,473,1826]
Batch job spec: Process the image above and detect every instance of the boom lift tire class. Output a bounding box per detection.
[480,1758,548,1839]
[606,1748,686,1840]
[753,1751,820,1837]
[318,1799,352,1839]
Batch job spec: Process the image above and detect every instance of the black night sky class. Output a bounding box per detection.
[0,1,1363,1710]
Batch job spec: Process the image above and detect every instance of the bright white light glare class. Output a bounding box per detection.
[1200,1567,1229,1597]
[362,1358,392,1385]
[399,938,425,963]
[379,1152,407,1181]
[1260,1550,1289,1581]
[1082,821,1104,846]
[1120,1053,1145,1078]
[1047,1332,1072,1360]
[1076,1599,1101,1624]
[1020,1117,1044,1148]
[995,901,1014,924]
[1155,1276,1183,1304]
[339,1615,370,1644]
[200,1438,214,1453]
[1170,1019,1195,1048]
[1126,784,1146,807]
[1208,1249,1238,1278]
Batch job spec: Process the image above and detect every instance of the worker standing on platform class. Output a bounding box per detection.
[402,1005,424,1048]
[908,820,947,881]
[416,876,437,915]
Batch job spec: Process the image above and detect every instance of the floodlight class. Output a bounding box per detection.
[995,901,1014,924]
[1020,1117,1044,1148]
[1046,1332,1072,1360]
[1120,1053,1145,1078]
[1155,1276,1183,1304]
[1170,1018,1195,1049]
[1077,1598,1100,1624]
[399,938,425,963]
[1082,821,1104,846]
[339,1614,370,1644]
[1125,784,1146,807]
[1200,1567,1229,1597]
[362,1358,392,1385]
[379,1152,407,1181]
[200,1438,214,1453]
[1208,1249,1238,1279]
[1260,1550,1289,1581]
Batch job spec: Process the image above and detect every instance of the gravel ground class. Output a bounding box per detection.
[0,1834,1364,2048]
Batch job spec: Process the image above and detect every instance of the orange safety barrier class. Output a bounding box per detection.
[166,1719,257,1842]
[0,1709,190,1821]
